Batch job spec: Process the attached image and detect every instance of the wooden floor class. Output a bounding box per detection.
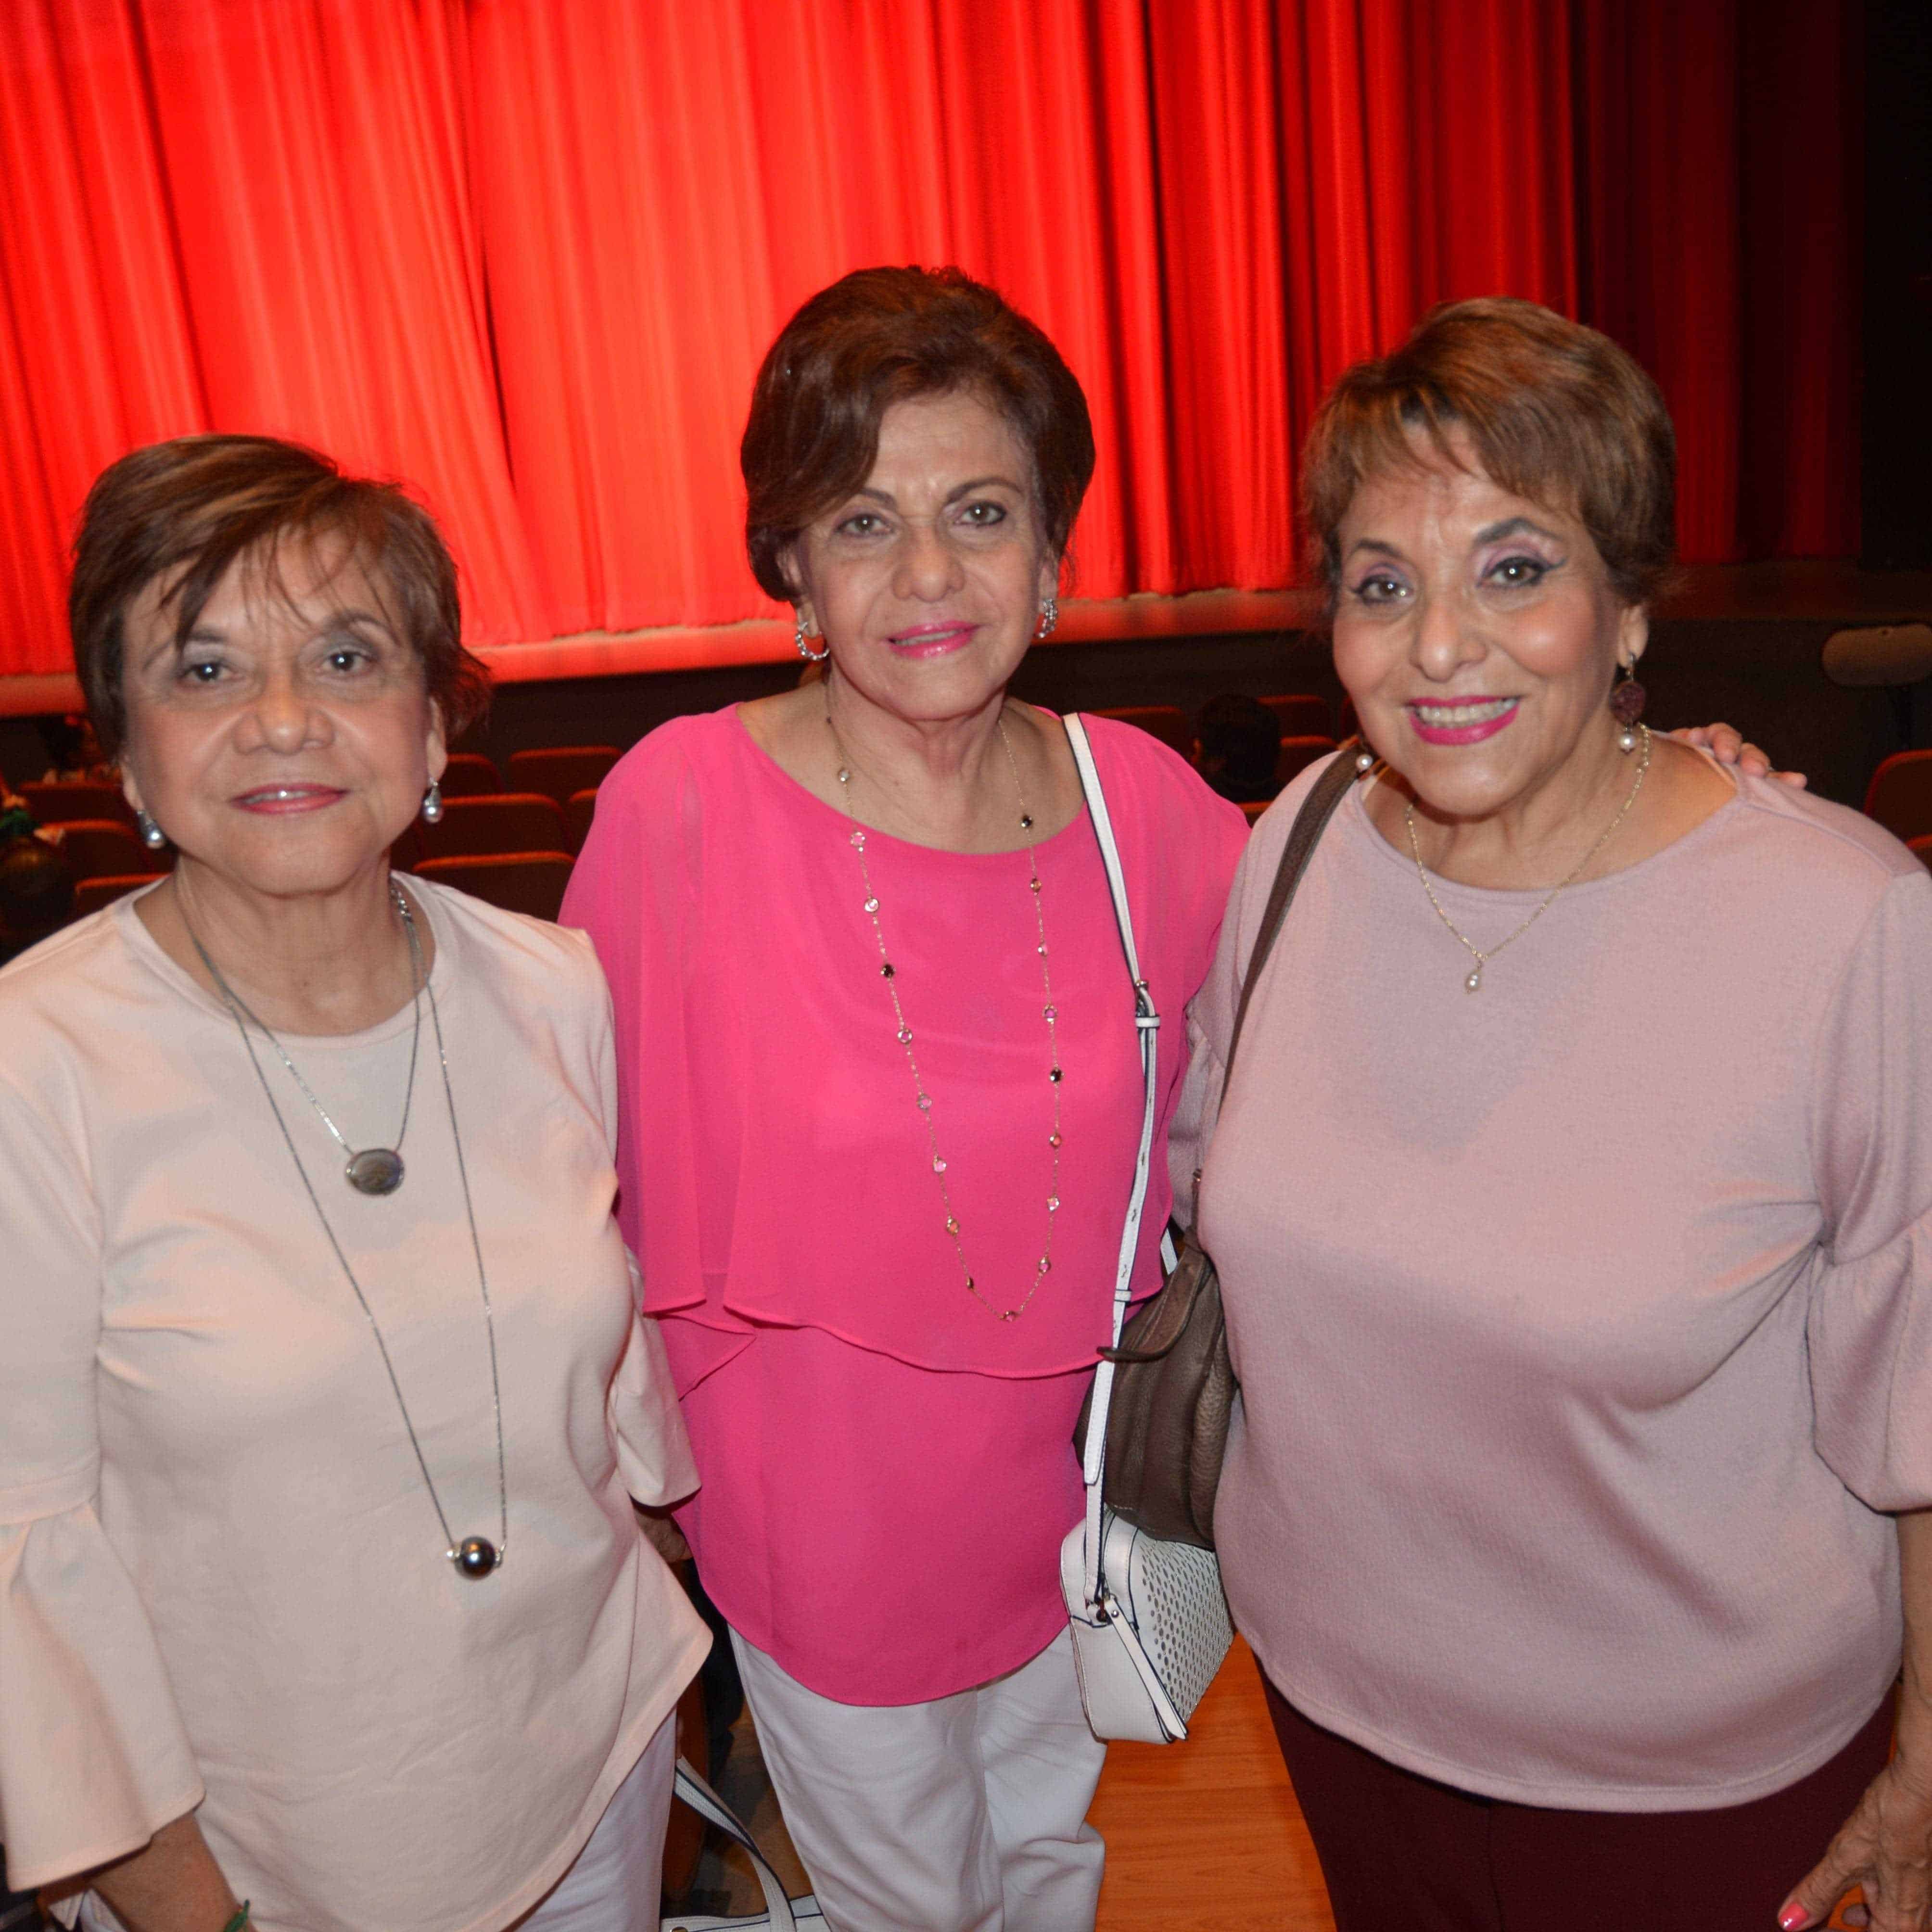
[1091,1637,1336,1932]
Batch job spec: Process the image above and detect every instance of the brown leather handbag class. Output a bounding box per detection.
[1076,744,1365,1549]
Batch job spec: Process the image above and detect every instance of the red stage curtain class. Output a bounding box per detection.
[0,0,1859,679]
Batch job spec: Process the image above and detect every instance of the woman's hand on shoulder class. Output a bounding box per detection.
[1778,1751,1932,1929]
[1671,722,1808,788]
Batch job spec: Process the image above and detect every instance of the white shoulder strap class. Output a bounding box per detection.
[1063,715,1161,1610]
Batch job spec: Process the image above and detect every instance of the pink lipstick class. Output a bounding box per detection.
[1406,698,1520,746]
[232,784,345,815]
[888,622,977,660]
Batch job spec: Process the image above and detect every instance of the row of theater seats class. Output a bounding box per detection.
[25,728,1932,931]
[1862,751,1932,867]
[20,747,623,925]
[1101,696,1353,822]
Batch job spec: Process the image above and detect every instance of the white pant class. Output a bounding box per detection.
[731,1625,1107,1932]
[516,1710,676,1929]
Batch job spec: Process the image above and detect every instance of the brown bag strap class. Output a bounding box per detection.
[1221,741,1365,1096]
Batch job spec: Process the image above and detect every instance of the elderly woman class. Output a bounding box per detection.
[0,436,708,1932]
[560,267,1251,1929]
[1178,298,1932,1932]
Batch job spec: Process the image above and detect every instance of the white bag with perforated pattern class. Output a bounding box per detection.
[1056,716,1233,1745]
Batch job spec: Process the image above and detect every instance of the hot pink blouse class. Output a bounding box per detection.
[561,709,1246,1702]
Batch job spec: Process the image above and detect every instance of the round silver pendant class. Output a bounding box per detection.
[345,1147,405,1195]
[453,1536,500,1579]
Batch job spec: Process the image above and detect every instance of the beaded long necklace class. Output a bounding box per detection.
[826,705,1062,1322]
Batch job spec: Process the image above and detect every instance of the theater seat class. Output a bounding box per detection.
[414,853,574,922]
[415,793,569,860]
[506,746,621,808]
[1864,750,1932,844]
[72,872,165,917]
[55,819,151,882]
[1259,695,1330,738]
[1096,707,1193,756]
[21,781,130,826]
[1910,835,1932,874]
[1275,736,1338,786]
[439,752,502,796]
[565,788,599,854]
[1241,799,1270,826]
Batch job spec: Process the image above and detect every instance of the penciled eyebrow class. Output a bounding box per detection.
[843,474,1026,511]
[1473,516,1564,547]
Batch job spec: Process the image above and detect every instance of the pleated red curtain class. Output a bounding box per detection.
[0,0,1859,679]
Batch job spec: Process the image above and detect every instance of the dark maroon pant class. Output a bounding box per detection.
[1262,1671,1894,1932]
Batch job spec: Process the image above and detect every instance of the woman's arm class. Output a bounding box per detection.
[82,1811,241,1932]
[1779,1509,1932,1931]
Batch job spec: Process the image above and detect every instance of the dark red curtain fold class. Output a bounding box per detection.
[0,0,1859,680]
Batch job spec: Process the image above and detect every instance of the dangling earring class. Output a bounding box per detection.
[1610,659,1647,753]
[1036,594,1058,641]
[137,809,166,851]
[794,610,829,663]
[421,781,444,825]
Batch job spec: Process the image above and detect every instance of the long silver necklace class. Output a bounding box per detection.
[181,888,422,1196]
[1405,724,1652,992]
[186,884,509,1579]
[826,705,1062,1322]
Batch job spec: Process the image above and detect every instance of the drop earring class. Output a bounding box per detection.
[1037,594,1058,640]
[1610,660,1647,753]
[421,781,444,825]
[137,809,166,851]
[794,611,829,663]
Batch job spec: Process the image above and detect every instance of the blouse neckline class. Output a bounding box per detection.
[113,875,457,1050]
[1345,758,1746,906]
[728,704,1093,865]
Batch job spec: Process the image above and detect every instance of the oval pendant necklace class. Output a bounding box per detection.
[187,884,509,1579]
[825,704,1063,1322]
[181,887,422,1195]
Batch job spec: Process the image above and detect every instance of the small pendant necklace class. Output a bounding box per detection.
[825,704,1063,1322]
[181,888,422,1196]
[1405,724,1652,992]
[186,883,509,1579]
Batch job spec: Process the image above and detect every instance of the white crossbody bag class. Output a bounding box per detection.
[1056,715,1234,1744]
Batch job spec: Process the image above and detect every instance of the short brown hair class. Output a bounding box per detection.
[1302,297,1675,611]
[69,434,490,758]
[742,266,1096,602]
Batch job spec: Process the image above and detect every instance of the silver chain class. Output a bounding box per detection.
[1405,724,1652,992]
[187,884,509,1570]
[180,884,422,1190]
[825,705,1062,1322]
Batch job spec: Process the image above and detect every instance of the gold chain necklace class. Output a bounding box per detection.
[826,705,1061,1321]
[1405,724,1652,992]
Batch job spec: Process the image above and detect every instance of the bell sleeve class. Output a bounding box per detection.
[0,1073,202,1888]
[1806,869,1932,1513]
[609,1256,700,1509]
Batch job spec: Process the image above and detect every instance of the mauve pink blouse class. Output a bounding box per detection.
[561,709,1247,1702]
[1178,757,1932,1809]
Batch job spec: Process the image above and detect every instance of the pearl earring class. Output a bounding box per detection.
[421,781,444,825]
[137,809,166,851]
[1610,661,1647,753]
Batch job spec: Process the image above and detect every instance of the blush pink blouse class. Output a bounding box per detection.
[561,708,1247,1703]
